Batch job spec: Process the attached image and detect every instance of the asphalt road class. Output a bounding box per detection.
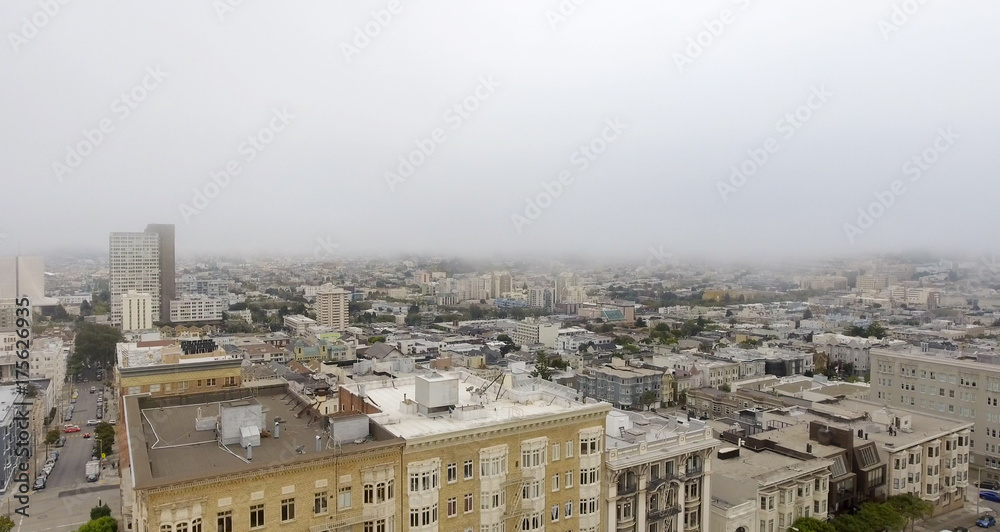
[43,379,104,490]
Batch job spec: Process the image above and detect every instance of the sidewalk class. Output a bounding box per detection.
[915,503,981,532]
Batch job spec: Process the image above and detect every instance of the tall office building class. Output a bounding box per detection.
[145,224,176,321]
[315,283,349,331]
[109,231,161,325]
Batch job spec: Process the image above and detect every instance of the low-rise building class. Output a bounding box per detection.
[168,295,226,323]
[578,361,663,410]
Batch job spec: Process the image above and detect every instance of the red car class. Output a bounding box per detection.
[63,425,81,433]
[83,433,91,439]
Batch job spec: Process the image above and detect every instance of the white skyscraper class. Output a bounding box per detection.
[121,290,153,331]
[315,284,349,331]
[110,232,161,325]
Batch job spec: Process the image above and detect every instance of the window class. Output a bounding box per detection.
[566,441,574,458]
[249,504,264,529]
[281,498,295,522]
[480,453,507,477]
[409,469,439,493]
[338,486,351,509]
[523,480,543,500]
[190,519,201,532]
[316,492,330,515]
[552,474,560,491]
[580,467,599,486]
[580,432,601,455]
[481,489,505,510]
[565,502,573,518]
[217,511,232,532]
[162,526,173,532]
[464,493,474,513]
[464,460,474,479]
[580,497,598,515]
[409,505,438,528]
[363,520,387,532]
[551,504,560,522]
[447,497,457,517]
[566,471,574,488]
[206,378,217,386]
[448,463,458,483]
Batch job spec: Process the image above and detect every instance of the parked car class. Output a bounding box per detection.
[980,481,1000,491]
[47,451,59,461]
[33,476,45,490]
[55,436,66,447]
[64,425,81,433]
[87,419,98,426]
[89,386,96,393]
[977,515,996,528]
[108,419,116,425]
[980,491,1000,503]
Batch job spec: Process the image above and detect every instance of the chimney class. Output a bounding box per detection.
[315,435,322,452]
[246,445,253,461]
[274,421,280,439]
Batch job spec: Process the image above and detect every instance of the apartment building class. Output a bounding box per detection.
[604,410,720,532]
[176,275,229,298]
[339,370,611,532]
[121,290,154,331]
[711,447,832,532]
[578,361,663,410]
[870,346,996,481]
[115,340,243,401]
[169,295,227,322]
[813,334,899,376]
[316,284,350,331]
[0,386,26,496]
[512,318,559,349]
[122,385,406,532]
[110,230,163,325]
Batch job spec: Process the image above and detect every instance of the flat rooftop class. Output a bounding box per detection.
[713,447,832,486]
[341,371,608,441]
[126,386,403,489]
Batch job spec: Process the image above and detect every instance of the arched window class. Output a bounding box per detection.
[175,522,188,532]
[190,519,202,532]
[160,526,172,532]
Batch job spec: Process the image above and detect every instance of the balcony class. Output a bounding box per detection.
[648,476,671,490]
[617,483,639,497]
[648,506,682,521]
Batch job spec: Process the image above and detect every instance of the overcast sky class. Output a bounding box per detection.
[2,0,998,263]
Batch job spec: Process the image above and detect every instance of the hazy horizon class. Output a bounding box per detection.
[3,1,998,261]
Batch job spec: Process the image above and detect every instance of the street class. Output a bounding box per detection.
[914,479,1000,532]
[10,369,120,532]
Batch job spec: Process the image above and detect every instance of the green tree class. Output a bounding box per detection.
[90,504,112,520]
[640,390,659,410]
[78,516,118,532]
[45,428,61,444]
[367,336,386,344]
[886,493,933,532]
[0,514,13,532]
[803,308,813,319]
[856,501,906,532]
[791,517,837,532]
[831,514,871,532]
[719,383,731,393]
[94,422,115,455]
[531,352,553,381]
[73,322,122,368]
